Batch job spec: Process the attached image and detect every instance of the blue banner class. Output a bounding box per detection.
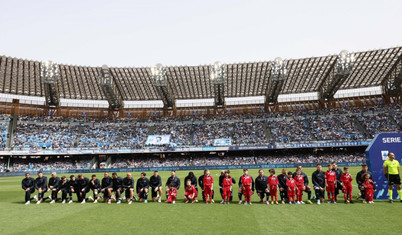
[366,133,402,200]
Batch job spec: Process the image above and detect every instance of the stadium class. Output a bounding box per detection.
[0,1,401,235]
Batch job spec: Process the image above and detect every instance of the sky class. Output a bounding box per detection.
[0,0,401,67]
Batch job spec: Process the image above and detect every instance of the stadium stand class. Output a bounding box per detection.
[6,104,400,151]
[109,151,365,169]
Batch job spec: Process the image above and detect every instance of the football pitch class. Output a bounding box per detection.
[0,167,401,235]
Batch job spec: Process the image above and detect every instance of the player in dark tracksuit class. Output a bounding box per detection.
[184,172,198,200]
[35,172,48,204]
[219,170,235,202]
[57,176,70,203]
[184,172,198,189]
[77,174,90,203]
[312,164,326,203]
[112,172,124,204]
[278,169,288,203]
[255,170,269,203]
[150,171,162,202]
[89,175,101,203]
[332,163,343,202]
[356,164,373,201]
[293,166,313,203]
[136,172,150,203]
[237,175,244,202]
[101,172,113,203]
[22,173,36,204]
[48,172,60,203]
[122,173,135,203]
[166,170,181,199]
[68,175,78,203]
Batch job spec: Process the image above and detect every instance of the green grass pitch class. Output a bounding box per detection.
[0,167,401,235]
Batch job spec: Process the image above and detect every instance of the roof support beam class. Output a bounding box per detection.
[319,50,355,100]
[265,57,287,104]
[41,61,60,108]
[210,62,225,107]
[99,65,123,110]
[151,64,175,109]
[383,55,402,96]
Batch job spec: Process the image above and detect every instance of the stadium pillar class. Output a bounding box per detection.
[264,103,279,113]
[265,57,287,105]
[382,94,391,105]
[11,99,19,116]
[150,64,176,111]
[318,50,354,101]
[213,106,225,115]
[210,62,226,108]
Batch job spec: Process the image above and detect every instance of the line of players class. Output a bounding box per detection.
[21,162,376,205]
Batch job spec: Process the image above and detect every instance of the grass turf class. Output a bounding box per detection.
[0,167,401,235]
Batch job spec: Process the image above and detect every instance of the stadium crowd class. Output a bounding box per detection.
[6,104,401,150]
[110,151,365,169]
[9,157,91,172]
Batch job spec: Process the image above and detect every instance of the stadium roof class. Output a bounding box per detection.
[0,46,401,101]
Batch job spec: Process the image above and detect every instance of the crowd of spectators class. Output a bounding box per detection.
[9,157,91,172]
[110,151,366,169]
[8,104,401,150]
[356,113,399,137]
[232,121,268,146]
[13,123,79,150]
[307,116,365,141]
[193,123,233,146]
[0,114,10,149]
[151,123,193,146]
[1,150,366,172]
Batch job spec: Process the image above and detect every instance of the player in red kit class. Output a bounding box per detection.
[222,170,233,204]
[325,164,337,203]
[286,172,296,204]
[184,179,197,203]
[267,169,279,204]
[240,168,254,205]
[294,169,305,204]
[165,183,177,204]
[340,167,353,204]
[361,173,376,204]
[203,169,214,204]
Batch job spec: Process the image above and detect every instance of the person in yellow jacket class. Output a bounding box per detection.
[383,152,401,203]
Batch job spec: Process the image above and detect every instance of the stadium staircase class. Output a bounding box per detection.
[303,118,317,141]
[6,114,18,148]
[387,113,401,131]
[116,128,124,146]
[189,124,195,145]
[148,125,156,135]
[90,156,98,169]
[262,122,273,142]
[352,117,371,139]
[74,125,85,147]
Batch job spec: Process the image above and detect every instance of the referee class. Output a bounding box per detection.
[383,152,402,203]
